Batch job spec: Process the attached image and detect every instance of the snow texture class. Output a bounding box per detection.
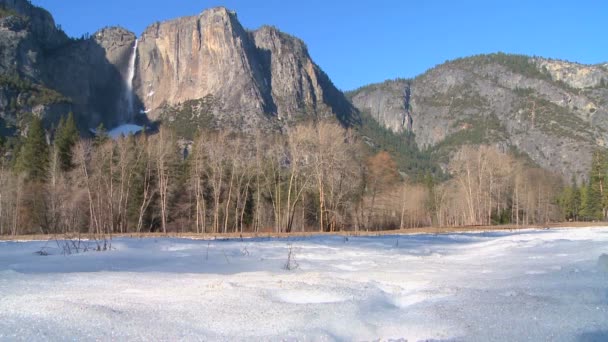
[107,124,143,139]
[1,228,607,341]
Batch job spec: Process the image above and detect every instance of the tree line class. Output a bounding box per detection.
[0,114,604,236]
[558,150,608,222]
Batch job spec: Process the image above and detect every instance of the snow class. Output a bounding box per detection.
[599,253,608,273]
[89,124,144,139]
[1,228,607,341]
[107,124,143,139]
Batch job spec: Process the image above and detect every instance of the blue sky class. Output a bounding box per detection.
[32,0,607,91]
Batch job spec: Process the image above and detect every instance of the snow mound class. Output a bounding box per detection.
[275,290,347,304]
[107,124,143,139]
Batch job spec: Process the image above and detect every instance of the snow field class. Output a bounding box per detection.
[0,228,607,341]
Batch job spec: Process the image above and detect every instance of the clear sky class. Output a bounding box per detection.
[32,0,607,91]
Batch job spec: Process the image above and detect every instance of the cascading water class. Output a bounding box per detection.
[105,38,144,139]
[124,38,138,121]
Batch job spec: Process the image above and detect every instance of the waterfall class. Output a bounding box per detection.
[125,38,138,121]
[403,83,413,133]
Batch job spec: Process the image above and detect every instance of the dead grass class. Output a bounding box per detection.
[1,222,606,242]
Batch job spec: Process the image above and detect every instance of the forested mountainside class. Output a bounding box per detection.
[348,54,608,181]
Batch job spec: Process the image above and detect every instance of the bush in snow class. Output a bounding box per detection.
[284,244,299,270]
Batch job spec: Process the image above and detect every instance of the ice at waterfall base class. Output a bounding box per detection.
[1,227,607,341]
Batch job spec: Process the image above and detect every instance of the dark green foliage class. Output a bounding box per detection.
[423,172,437,225]
[345,78,411,100]
[431,115,506,162]
[126,136,155,231]
[581,182,602,221]
[513,87,535,97]
[16,116,49,182]
[159,96,216,139]
[580,149,607,220]
[357,110,443,181]
[0,74,70,108]
[492,208,512,225]
[54,112,79,172]
[445,53,552,82]
[93,123,108,147]
[517,96,596,142]
[558,176,582,221]
[0,5,18,18]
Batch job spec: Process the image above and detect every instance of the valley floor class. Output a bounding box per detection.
[1,228,607,341]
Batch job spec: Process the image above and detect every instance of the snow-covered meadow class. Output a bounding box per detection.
[1,228,607,341]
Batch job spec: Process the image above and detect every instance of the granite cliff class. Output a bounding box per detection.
[0,2,354,135]
[135,7,354,135]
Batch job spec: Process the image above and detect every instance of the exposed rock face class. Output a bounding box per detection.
[44,27,137,127]
[0,0,67,78]
[349,79,410,133]
[135,7,355,133]
[0,0,71,130]
[0,0,138,130]
[349,54,608,180]
[136,8,269,129]
[539,59,608,89]
[1,3,354,134]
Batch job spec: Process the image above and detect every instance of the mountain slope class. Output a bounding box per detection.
[349,54,608,180]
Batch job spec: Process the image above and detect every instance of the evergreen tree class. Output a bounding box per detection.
[579,185,589,220]
[583,182,602,220]
[558,185,573,220]
[559,176,582,221]
[423,172,437,225]
[54,112,79,172]
[94,123,109,147]
[571,176,581,221]
[587,149,608,220]
[16,116,49,182]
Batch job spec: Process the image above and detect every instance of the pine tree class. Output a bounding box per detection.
[583,182,602,220]
[558,185,573,220]
[423,172,437,225]
[580,185,589,220]
[590,149,608,220]
[16,116,49,182]
[580,150,607,220]
[571,177,581,221]
[559,176,582,221]
[54,112,79,172]
[94,123,109,147]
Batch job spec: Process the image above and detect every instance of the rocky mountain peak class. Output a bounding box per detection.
[135,7,355,135]
[0,0,67,49]
[535,58,608,89]
[254,25,308,54]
